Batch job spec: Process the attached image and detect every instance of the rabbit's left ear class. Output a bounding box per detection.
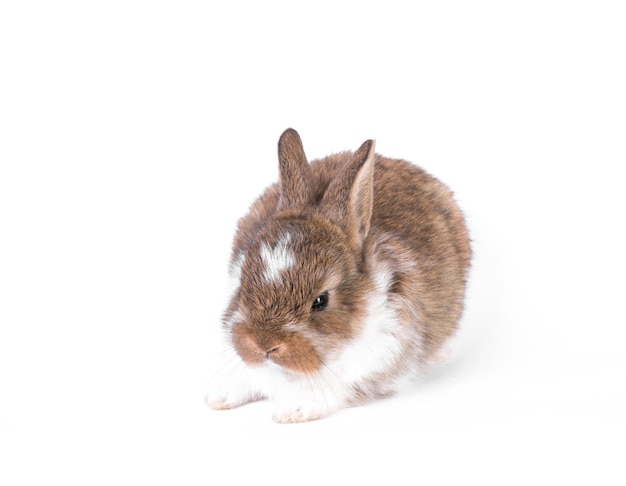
[321,139,375,250]
[277,128,315,209]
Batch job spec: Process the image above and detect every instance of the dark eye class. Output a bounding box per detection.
[311,292,329,312]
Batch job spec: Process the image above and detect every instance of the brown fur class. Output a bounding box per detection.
[224,128,471,380]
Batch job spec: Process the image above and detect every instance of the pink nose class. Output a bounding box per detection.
[232,325,284,366]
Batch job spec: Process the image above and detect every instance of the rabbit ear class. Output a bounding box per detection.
[277,128,315,209]
[321,139,375,250]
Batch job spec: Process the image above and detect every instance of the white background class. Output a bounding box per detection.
[1,1,625,484]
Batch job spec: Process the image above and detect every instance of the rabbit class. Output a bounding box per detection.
[205,128,471,423]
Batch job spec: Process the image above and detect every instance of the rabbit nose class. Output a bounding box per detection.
[265,346,281,359]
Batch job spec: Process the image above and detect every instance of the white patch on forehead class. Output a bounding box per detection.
[260,233,295,283]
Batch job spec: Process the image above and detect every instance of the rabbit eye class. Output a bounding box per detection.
[311,292,329,312]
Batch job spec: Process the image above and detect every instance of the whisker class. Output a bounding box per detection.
[204,345,243,387]
[308,357,352,410]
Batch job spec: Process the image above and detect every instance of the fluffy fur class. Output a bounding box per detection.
[205,129,471,423]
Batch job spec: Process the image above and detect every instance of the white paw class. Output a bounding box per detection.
[271,399,337,424]
[205,387,263,411]
[204,352,265,410]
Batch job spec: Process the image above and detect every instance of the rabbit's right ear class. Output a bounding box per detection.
[320,139,375,252]
[277,128,315,209]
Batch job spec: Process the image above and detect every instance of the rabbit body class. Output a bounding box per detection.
[206,129,471,423]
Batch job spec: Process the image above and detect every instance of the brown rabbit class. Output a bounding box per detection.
[205,129,471,423]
